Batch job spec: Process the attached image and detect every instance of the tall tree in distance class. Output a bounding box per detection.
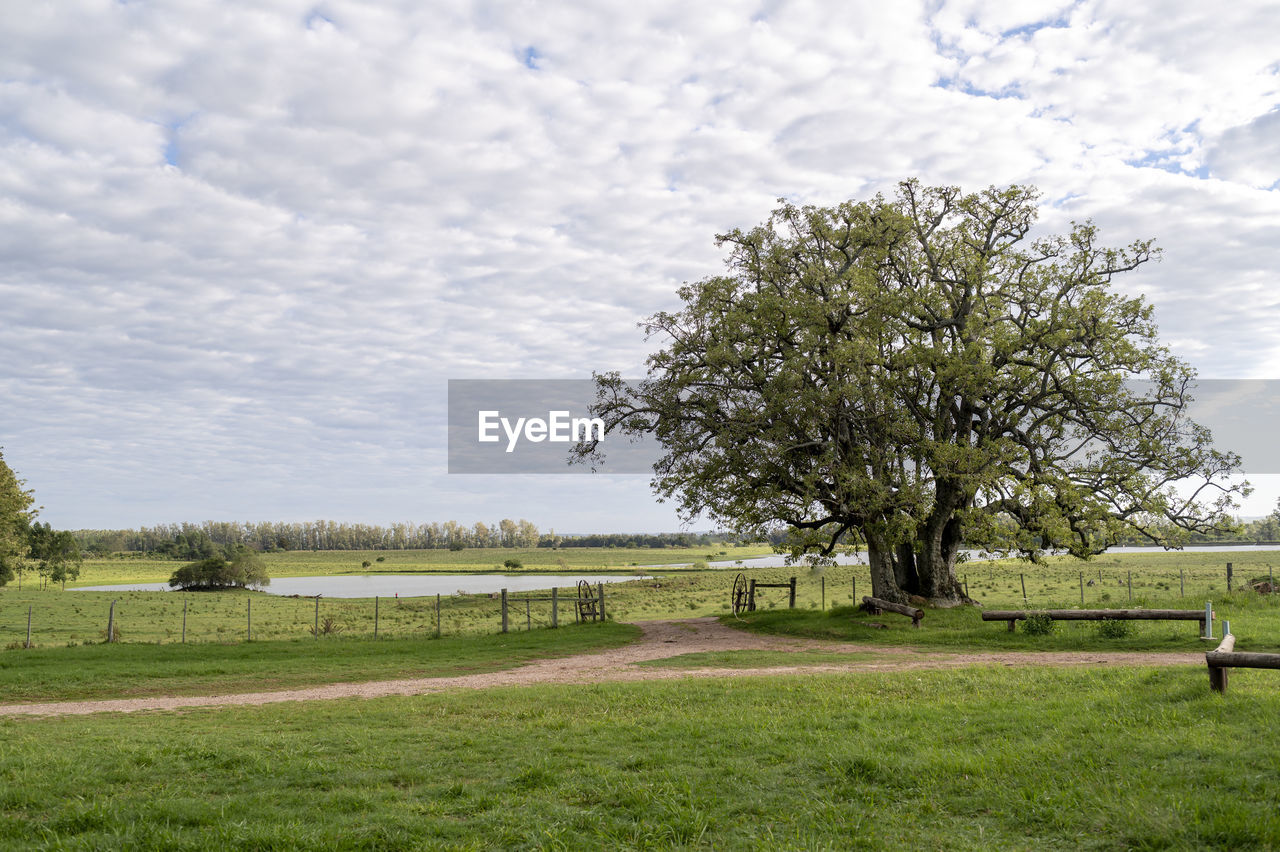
[582,180,1245,605]
[28,522,83,590]
[0,448,37,587]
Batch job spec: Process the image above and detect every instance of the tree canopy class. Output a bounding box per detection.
[27,521,82,590]
[582,180,1245,605]
[169,548,270,591]
[0,449,36,587]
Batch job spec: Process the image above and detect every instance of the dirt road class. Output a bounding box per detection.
[0,618,1203,717]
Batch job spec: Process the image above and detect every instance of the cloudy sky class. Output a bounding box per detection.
[2,0,1279,532]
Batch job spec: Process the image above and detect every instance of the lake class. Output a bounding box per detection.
[72,574,649,599]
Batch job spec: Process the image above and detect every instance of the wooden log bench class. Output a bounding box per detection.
[981,608,1210,634]
[1205,634,1280,693]
[861,596,924,628]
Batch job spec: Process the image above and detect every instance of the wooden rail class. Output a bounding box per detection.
[861,596,924,628]
[981,608,1209,633]
[1205,634,1280,693]
[747,577,797,611]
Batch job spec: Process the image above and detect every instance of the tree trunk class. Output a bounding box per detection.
[915,505,968,606]
[893,542,921,596]
[866,541,909,604]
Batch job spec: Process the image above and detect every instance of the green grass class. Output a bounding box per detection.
[58,543,775,586]
[6,549,1280,647]
[2,667,1278,849]
[0,622,639,704]
[730,594,1280,653]
[636,649,890,668]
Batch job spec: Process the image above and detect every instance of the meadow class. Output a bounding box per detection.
[2,547,1277,648]
[5,546,1280,849]
[3,667,1278,849]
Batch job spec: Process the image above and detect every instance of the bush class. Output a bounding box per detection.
[503,558,523,569]
[1022,612,1056,636]
[169,549,269,591]
[1096,618,1132,639]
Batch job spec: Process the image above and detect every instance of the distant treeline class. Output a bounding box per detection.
[71,520,739,558]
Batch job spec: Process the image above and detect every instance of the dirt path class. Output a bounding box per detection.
[0,618,1204,718]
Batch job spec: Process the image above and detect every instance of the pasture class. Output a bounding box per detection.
[5,547,1280,848]
[2,668,1278,849]
[3,548,1279,648]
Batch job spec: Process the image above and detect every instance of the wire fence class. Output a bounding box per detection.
[0,586,606,649]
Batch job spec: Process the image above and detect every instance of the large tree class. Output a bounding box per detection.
[581,180,1245,605]
[0,449,37,587]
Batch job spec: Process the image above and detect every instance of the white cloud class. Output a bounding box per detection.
[2,0,1279,529]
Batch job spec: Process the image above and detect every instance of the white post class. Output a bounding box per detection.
[1204,601,1214,640]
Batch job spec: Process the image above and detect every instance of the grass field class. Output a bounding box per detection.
[0,622,638,704]
[3,667,1278,849]
[54,543,775,586]
[4,548,1280,648]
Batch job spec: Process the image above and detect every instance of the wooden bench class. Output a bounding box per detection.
[981,608,1210,634]
[1205,634,1280,693]
[861,596,924,628]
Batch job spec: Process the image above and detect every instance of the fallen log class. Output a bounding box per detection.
[861,596,923,628]
[982,608,1209,632]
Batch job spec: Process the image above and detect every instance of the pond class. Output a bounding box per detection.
[72,574,649,599]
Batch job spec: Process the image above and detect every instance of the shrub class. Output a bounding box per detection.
[169,548,269,590]
[1022,612,1056,636]
[503,558,523,569]
[1097,618,1132,639]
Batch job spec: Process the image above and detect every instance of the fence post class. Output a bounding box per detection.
[501,588,508,633]
[821,576,825,611]
[1127,571,1132,602]
[598,582,606,620]
[247,598,252,641]
[1080,572,1084,606]
[851,576,855,605]
[1204,601,1214,640]
[107,600,116,643]
[314,596,320,638]
[788,577,796,609]
[435,593,441,638]
[182,596,187,643]
[552,587,559,628]
[1180,569,1185,598]
[1020,574,1027,606]
[749,579,757,611]
[374,595,379,638]
[525,598,531,631]
[26,605,32,649]
[1226,562,1233,592]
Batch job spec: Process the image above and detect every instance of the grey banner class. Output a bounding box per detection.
[448,379,661,474]
[448,378,1280,475]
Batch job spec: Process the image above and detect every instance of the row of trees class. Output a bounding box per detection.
[0,450,83,589]
[72,520,739,557]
